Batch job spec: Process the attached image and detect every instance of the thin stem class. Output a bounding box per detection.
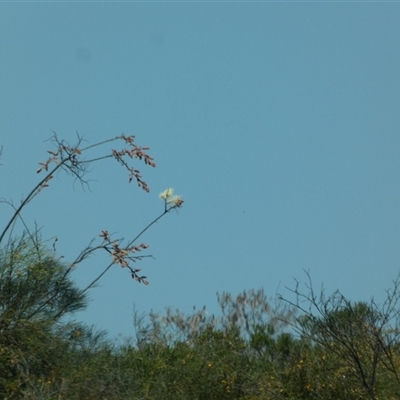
[80,136,121,152]
[127,209,168,248]
[0,161,66,245]
[81,262,114,295]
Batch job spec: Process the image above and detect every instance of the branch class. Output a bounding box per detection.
[0,161,65,244]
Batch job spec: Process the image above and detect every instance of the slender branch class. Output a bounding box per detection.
[0,161,66,245]
[79,136,122,152]
[127,210,168,248]
[80,262,114,295]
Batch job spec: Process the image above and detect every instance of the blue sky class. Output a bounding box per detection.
[1,3,400,339]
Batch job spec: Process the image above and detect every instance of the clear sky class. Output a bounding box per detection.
[1,2,400,340]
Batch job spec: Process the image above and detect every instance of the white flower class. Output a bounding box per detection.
[167,195,184,207]
[159,188,174,200]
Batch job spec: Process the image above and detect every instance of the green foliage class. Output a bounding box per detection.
[282,272,400,400]
[2,236,400,399]
[0,237,86,323]
[120,327,247,400]
[2,255,400,399]
[0,236,87,398]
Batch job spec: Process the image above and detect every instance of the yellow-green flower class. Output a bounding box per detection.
[159,188,174,200]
